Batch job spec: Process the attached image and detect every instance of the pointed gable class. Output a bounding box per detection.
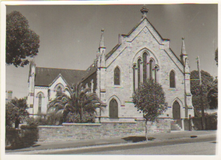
[105,14,184,71]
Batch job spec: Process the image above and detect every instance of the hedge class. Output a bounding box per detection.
[6,125,39,149]
[192,114,217,130]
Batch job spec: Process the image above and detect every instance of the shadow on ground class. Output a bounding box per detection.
[122,136,155,142]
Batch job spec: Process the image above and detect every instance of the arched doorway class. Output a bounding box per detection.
[109,98,118,118]
[173,101,180,119]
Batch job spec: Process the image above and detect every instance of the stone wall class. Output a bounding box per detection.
[38,119,171,143]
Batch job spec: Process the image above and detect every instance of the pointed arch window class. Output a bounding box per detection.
[133,64,136,92]
[170,70,176,88]
[143,53,147,82]
[114,66,120,85]
[149,59,153,79]
[37,92,44,114]
[137,59,141,85]
[56,85,63,96]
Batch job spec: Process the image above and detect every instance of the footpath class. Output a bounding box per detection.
[5,130,216,154]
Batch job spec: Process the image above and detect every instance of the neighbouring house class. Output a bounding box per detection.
[27,6,194,129]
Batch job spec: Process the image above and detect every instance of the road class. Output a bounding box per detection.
[84,141,216,155]
[7,131,217,155]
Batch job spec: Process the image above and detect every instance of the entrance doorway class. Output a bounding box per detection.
[172,100,182,128]
[109,98,118,118]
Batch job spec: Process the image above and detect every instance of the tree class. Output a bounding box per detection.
[47,85,102,124]
[133,79,167,140]
[190,70,214,116]
[6,11,40,67]
[47,93,71,125]
[207,77,218,109]
[215,48,218,65]
[6,97,29,127]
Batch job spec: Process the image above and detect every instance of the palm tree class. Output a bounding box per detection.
[47,84,102,124]
[65,85,102,123]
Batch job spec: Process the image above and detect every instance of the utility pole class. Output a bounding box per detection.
[197,56,206,130]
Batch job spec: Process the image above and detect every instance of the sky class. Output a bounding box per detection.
[5,4,218,99]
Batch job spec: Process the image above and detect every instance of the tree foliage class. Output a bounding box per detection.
[6,97,29,127]
[215,48,218,65]
[207,77,218,109]
[6,11,40,67]
[190,70,215,114]
[133,79,167,122]
[47,86,102,124]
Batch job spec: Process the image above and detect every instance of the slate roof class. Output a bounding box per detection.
[35,67,86,87]
[81,62,97,82]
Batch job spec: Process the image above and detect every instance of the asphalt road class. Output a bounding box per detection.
[31,134,216,155]
[84,141,216,155]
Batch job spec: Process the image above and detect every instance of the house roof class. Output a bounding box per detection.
[35,67,86,87]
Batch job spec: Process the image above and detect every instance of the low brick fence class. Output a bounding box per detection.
[38,119,171,143]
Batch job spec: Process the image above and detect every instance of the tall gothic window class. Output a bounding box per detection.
[133,64,136,92]
[143,53,147,82]
[149,59,153,79]
[56,86,62,96]
[114,66,120,85]
[48,89,50,100]
[170,70,176,88]
[38,94,42,114]
[138,59,141,85]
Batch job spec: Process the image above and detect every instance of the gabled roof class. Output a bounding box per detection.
[35,67,86,87]
[81,62,97,82]
[105,17,183,66]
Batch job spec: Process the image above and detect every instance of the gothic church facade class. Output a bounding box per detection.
[27,7,194,127]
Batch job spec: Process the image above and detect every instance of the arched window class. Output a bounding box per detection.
[38,94,42,114]
[48,89,50,100]
[133,64,136,92]
[137,59,141,85]
[56,85,63,96]
[109,98,118,118]
[149,59,153,79]
[114,67,120,85]
[143,53,147,82]
[170,70,176,88]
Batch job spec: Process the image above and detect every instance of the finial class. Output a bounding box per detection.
[140,5,148,18]
[99,28,105,49]
[181,37,186,54]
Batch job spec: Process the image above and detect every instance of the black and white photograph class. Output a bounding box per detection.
[2,1,219,158]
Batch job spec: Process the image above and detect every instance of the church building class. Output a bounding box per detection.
[27,6,194,129]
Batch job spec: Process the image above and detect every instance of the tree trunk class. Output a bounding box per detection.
[145,119,148,141]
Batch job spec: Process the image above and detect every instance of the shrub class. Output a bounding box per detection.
[6,125,39,149]
[66,112,80,123]
[82,111,95,123]
[192,113,217,130]
[66,111,95,123]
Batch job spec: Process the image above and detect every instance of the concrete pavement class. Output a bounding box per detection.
[5,130,217,154]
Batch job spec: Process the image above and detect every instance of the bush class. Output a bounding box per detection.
[66,112,80,123]
[192,113,217,130]
[66,111,95,123]
[82,112,95,123]
[6,125,39,149]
